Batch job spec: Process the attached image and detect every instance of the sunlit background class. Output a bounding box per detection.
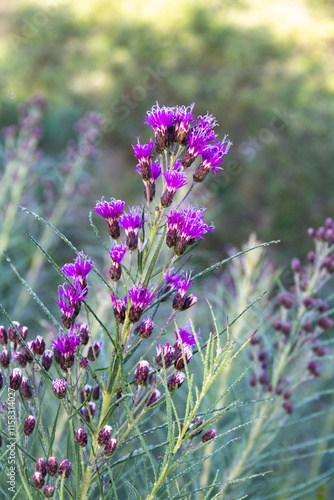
[1,0,334,275]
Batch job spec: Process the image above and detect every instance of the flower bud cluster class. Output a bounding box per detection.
[249,219,333,415]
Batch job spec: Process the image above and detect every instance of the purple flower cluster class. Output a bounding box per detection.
[56,283,87,329]
[95,198,126,239]
[166,205,214,255]
[51,327,82,371]
[62,252,95,290]
[109,244,127,281]
[119,206,144,251]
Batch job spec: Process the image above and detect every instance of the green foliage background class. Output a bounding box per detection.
[1,0,334,260]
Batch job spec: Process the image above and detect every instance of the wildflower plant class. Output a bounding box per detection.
[0,101,332,499]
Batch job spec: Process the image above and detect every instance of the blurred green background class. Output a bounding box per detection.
[1,0,334,258]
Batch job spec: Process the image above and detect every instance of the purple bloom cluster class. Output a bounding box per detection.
[56,283,87,329]
[95,198,126,239]
[142,103,231,182]
[51,327,82,370]
[129,286,155,323]
[166,205,214,255]
[119,206,143,250]
[133,139,155,180]
[109,244,127,281]
[62,252,95,290]
[161,170,188,208]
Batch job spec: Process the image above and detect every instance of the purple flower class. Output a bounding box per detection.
[109,244,127,281]
[166,210,182,248]
[111,294,127,323]
[51,326,82,370]
[119,206,143,250]
[174,323,199,347]
[161,171,188,208]
[62,252,95,289]
[164,268,184,292]
[172,272,193,309]
[136,162,162,202]
[128,286,155,323]
[174,104,195,145]
[155,342,175,368]
[194,137,232,182]
[94,198,126,239]
[143,102,175,153]
[56,283,87,329]
[174,206,214,255]
[173,322,201,370]
[181,113,218,168]
[133,139,155,180]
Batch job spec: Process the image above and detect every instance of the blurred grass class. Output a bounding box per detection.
[1,0,334,260]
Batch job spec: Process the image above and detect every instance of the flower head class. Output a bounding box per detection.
[94,198,126,239]
[51,326,82,370]
[166,210,182,248]
[62,252,95,289]
[119,206,143,250]
[194,137,232,182]
[174,103,195,145]
[128,286,155,323]
[56,283,87,329]
[133,139,155,180]
[174,323,199,347]
[109,244,127,281]
[172,272,194,309]
[143,102,175,152]
[174,205,214,255]
[181,112,218,168]
[161,171,188,208]
[111,294,127,323]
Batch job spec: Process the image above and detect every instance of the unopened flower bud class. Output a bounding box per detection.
[80,385,92,403]
[0,349,10,368]
[180,294,197,311]
[291,257,301,273]
[34,335,46,355]
[19,326,29,342]
[146,389,161,407]
[283,388,293,399]
[134,360,151,386]
[58,459,72,479]
[259,372,269,385]
[87,341,103,361]
[283,401,294,414]
[52,379,67,399]
[8,322,20,343]
[308,360,321,377]
[168,372,186,392]
[24,415,36,436]
[188,417,205,438]
[97,425,113,446]
[42,350,53,371]
[249,375,256,387]
[174,343,192,371]
[135,318,155,339]
[32,471,45,489]
[20,377,33,399]
[282,322,291,336]
[201,429,217,442]
[24,341,35,362]
[14,352,27,368]
[47,457,58,476]
[0,326,7,345]
[43,485,55,498]
[80,357,89,368]
[317,316,333,330]
[104,438,117,457]
[76,428,88,447]
[92,385,100,400]
[78,323,90,345]
[273,318,282,331]
[10,368,22,390]
[36,458,47,476]
[155,343,175,369]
